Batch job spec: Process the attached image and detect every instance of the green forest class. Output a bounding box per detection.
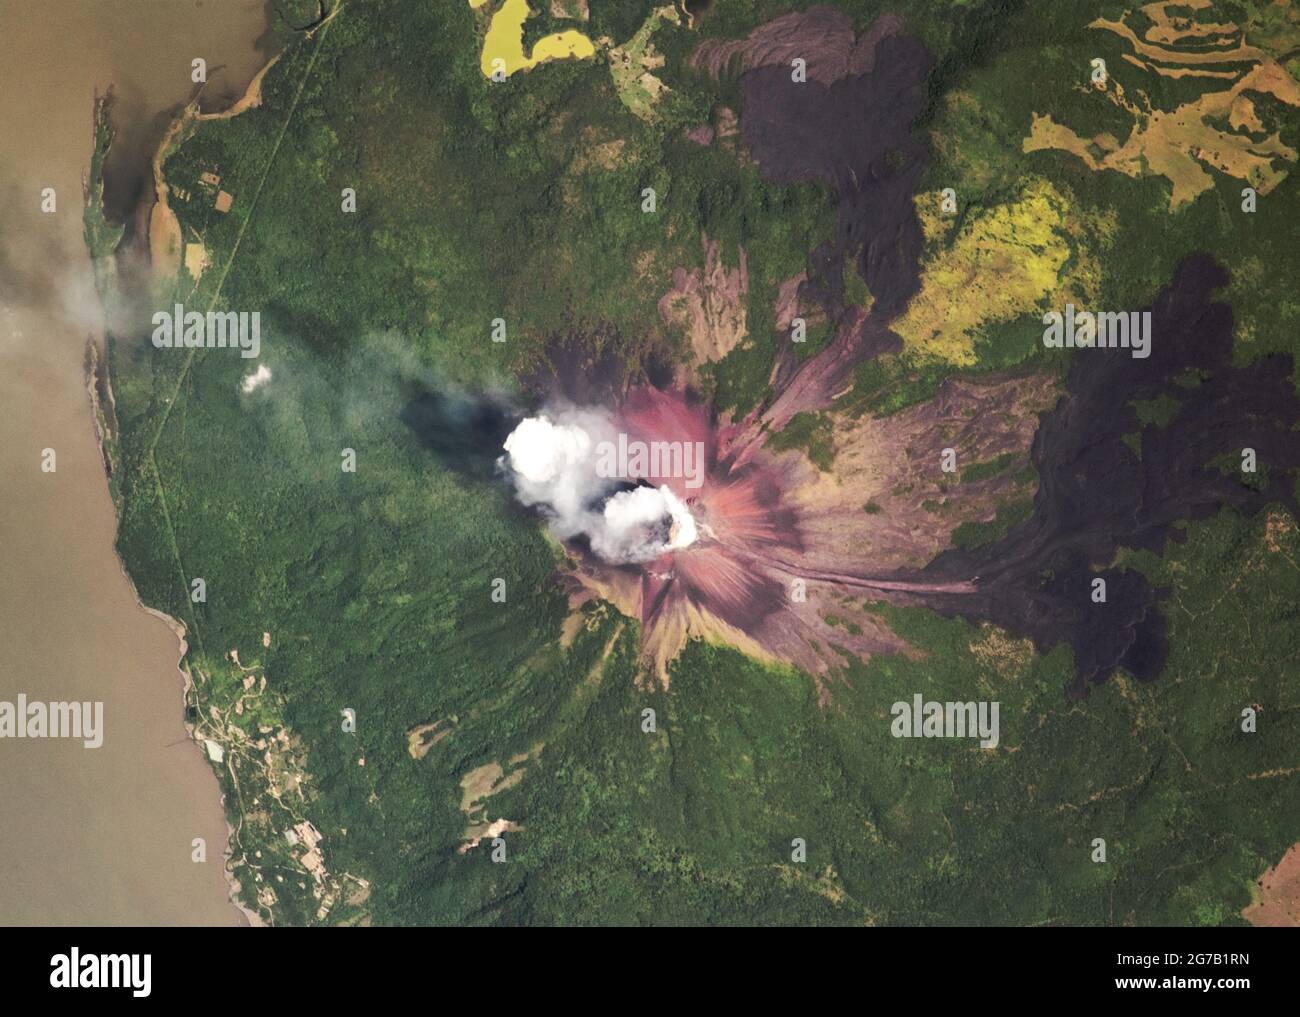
[89,0,1300,924]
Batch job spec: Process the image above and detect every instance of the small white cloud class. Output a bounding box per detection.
[240,364,272,394]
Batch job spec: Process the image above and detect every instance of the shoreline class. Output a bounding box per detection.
[88,18,319,929]
[85,53,295,927]
[146,42,286,275]
[85,347,259,928]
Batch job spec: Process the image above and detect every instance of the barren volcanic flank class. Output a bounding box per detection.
[491,255,1300,699]
[405,10,1300,702]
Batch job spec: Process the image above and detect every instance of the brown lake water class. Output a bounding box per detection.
[0,0,269,925]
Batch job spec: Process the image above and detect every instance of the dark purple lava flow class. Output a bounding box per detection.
[404,12,1300,695]
[723,14,1300,694]
[734,21,933,437]
[919,256,1300,695]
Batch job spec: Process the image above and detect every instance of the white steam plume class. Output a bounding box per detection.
[501,406,698,563]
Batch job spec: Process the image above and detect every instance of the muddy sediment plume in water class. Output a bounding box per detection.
[0,0,271,925]
[919,255,1300,696]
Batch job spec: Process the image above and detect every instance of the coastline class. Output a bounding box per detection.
[81,8,361,928]
[196,51,282,123]
[85,340,260,928]
[0,0,283,928]
[84,56,299,927]
[147,43,286,275]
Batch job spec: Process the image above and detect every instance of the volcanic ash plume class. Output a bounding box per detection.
[501,408,698,564]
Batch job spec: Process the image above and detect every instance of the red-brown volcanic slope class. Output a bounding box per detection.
[546,12,1300,699]
[555,9,1054,693]
[561,375,1052,694]
[1243,843,1300,927]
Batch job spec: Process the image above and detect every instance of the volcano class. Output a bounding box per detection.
[427,10,1300,700]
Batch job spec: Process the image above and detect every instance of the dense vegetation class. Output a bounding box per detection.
[92,0,1300,924]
